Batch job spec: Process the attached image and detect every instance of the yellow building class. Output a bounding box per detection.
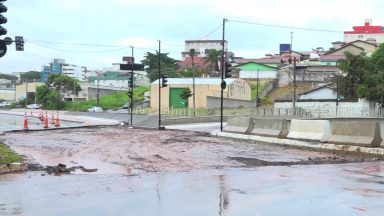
[15,82,45,102]
[150,78,251,110]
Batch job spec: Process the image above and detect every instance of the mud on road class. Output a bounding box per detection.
[2,126,382,174]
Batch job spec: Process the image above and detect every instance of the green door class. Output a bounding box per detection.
[169,88,188,109]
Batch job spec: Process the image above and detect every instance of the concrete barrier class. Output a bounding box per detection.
[287,119,330,142]
[223,117,254,134]
[328,121,382,147]
[251,119,288,138]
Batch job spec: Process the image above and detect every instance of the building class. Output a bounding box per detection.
[15,82,44,103]
[40,59,88,82]
[235,62,277,79]
[62,64,87,81]
[344,19,384,43]
[150,78,251,110]
[183,40,228,59]
[298,84,337,100]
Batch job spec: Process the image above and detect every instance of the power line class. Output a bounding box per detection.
[228,19,343,33]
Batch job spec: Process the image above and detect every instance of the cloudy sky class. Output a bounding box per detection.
[1,0,383,73]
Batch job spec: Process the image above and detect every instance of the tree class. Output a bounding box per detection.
[141,52,179,82]
[20,71,40,81]
[179,88,192,110]
[47,74,81,95]
[0,73,17,81]
[204,49,221,76]
[336,51,375,98]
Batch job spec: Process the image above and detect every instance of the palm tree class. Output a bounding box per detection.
[204,49,221,77]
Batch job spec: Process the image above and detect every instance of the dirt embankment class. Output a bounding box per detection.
[2,126,382,174]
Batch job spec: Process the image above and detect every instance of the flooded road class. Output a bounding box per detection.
[1,126,384,215]
[1,162,384,216]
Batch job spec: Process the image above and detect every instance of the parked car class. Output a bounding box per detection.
[0,102,11,107]
[26,104,40,109]
[87,106,103,112]
[121,103,129,109]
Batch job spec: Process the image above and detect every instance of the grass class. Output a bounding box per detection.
[0,143,24,164]
[266,84,314,105]
[65,86,150,112]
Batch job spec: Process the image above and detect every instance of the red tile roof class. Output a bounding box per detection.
[177,56,210,69]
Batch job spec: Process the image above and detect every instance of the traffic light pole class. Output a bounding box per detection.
[220,18,227,132]
[158,40,162,129]
[130,46,134,127]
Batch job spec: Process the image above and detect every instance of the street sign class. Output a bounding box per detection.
[120,63,145,71]
[0,39,6,57]
[123,56,134,64]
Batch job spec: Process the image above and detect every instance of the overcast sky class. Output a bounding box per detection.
[1,0,383,73]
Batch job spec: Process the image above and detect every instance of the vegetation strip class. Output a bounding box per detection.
[0,143,24,164]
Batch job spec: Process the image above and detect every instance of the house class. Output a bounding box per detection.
[235,62,277,79]
[298,84,337,100]
[150,78,251,110]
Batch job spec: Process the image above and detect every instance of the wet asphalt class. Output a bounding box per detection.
[1,162,383,216]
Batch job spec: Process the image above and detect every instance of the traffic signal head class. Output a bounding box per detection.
[161,75,168,88]
[15,36,24,51]
[224,61,232,78]
[128,75,133,88]
[128,90,133,98]
[0,0,7,36]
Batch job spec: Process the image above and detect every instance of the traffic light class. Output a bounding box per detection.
[128,90,133,98]
[224,61,232,78]
[161,75,168,88]
[128,75,133,89]
[15,36,24,51]
[0,0,7,36]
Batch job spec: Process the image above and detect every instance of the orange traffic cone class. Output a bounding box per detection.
[51,112,55,124]
[44,111,49,129]
[55,111,61,127]
[23,112,29,130]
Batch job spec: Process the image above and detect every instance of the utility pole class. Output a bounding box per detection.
[336,78,339,117]
[256,69,259,108]
[293,57,297,113]
[220,18,227,132]
[72,78,76,111]
[158,40,162,129]
[96,78,100,105]
[190,49,196,116]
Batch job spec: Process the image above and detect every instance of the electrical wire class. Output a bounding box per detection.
[228,19,343,33]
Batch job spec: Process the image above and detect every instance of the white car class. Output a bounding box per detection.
[26,104,40,109]
[87,106,103,112]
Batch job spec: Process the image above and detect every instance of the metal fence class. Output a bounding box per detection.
[133,107,384,119]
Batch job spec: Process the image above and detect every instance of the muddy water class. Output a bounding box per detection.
[1,162,383,216]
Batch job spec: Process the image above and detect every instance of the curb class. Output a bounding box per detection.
[0,162,28,174]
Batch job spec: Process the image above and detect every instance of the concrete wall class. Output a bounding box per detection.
[251,118,288,138]
[328,121,382,147]
[223,117,254,134]
[274,98,376,118]
[287,119,331,142]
